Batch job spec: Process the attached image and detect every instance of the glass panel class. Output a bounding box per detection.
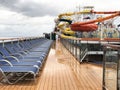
[77,47,80,60]
[74,46,76,56]
[118,70,120,90]
[105,50,118,90]
[118,52,120,90]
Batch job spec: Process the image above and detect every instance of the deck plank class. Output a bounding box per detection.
[0,41,102,90]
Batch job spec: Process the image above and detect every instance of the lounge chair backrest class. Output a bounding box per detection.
[0,45,10,57]
[4,42,16,54]
[0,51,9,65]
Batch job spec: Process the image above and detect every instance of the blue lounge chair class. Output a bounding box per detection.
[0,53,41,69]
[0,45,44,65]
[0,60,38,84]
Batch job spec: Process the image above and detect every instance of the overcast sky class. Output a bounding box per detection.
[0,0,120,37]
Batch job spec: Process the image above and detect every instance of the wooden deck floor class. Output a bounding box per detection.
[0,41,102,90]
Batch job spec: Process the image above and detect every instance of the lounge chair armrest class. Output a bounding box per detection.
[0,59,13,67]
[10,53,24,59]
[3,56,20,62]
[18,51,28,55]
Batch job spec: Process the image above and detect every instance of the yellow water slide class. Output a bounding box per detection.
[61,28,75,36]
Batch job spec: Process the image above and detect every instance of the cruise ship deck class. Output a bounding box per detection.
[0,40,102,90]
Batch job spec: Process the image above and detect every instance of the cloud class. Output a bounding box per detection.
[0,0,120,38]
[0,15,55,37]
[0,0,120,17]
[0,0,59,17]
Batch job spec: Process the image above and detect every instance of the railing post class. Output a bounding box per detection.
[75,39,77,59]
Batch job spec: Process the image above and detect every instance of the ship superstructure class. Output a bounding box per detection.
[54,6,120,63]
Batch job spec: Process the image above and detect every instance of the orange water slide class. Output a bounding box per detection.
[91,10,120,14]
[72,12,120,26]
[70,24,98,32]
[71,12,120,32]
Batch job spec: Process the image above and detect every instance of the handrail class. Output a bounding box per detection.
[103,38,120,42]
[0,36,44,41]
[80,38,100,41]
[61,37,120,42]
[103,44,120,50]
[0,38,19,40]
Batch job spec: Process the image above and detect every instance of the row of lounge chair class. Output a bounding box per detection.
[0,38,53,84]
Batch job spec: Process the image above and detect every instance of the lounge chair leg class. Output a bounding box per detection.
[0,72,35,84]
